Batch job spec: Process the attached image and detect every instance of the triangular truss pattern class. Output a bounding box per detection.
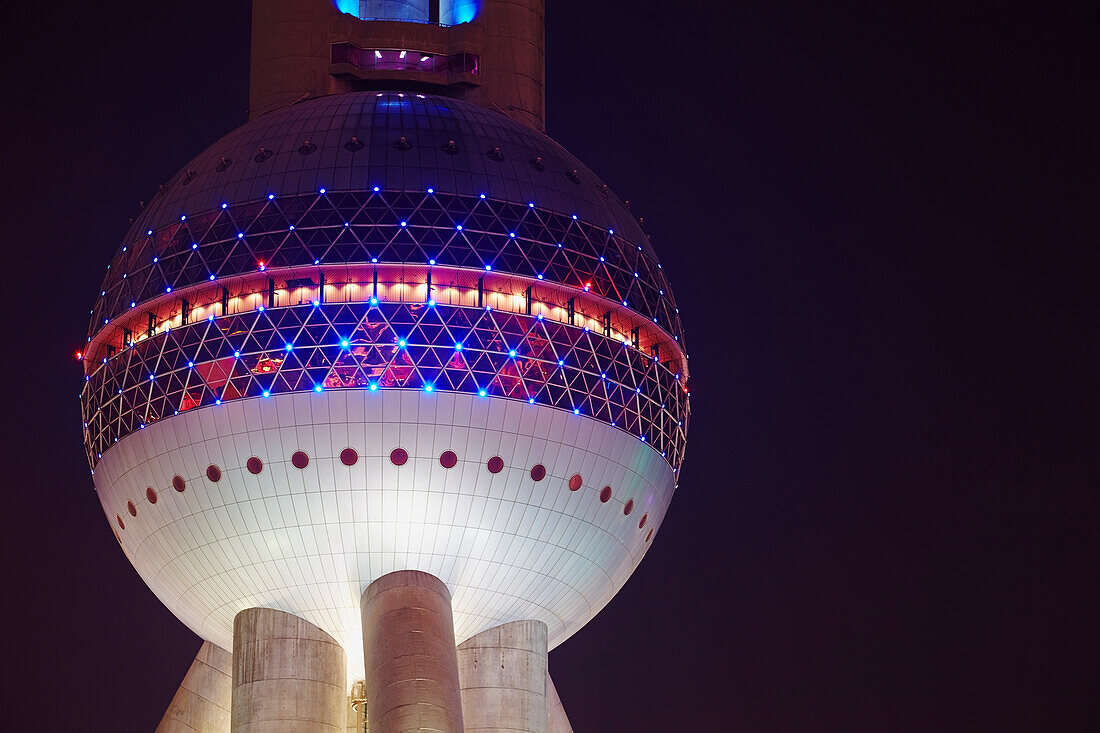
[82,303,690,471]
[90,192,686,354]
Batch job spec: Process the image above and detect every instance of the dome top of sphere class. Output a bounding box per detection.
[126,92,651,254]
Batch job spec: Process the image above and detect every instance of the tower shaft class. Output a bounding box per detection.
[250,0,545,129]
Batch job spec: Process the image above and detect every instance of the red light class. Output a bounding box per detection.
[584,282,592,291]
[75,351,82,360]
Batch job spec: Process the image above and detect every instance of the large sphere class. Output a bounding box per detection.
[83,92,689,681]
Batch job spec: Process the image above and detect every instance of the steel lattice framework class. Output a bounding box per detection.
[83,190,691,473]
[82,300,688,470]
[90,192,685,345]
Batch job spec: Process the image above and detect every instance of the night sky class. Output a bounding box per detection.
[1,0,1096,730]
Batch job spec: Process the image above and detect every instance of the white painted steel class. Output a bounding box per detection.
[94,389,673,684]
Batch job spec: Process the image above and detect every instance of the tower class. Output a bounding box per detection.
[81,1,690,730]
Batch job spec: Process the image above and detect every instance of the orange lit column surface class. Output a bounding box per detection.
[457,620,549,733]
[155,641,233,733]
[361,571,466,733]
[231,607,348,733]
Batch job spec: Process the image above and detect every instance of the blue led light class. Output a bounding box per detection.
[398,338,407,348]
[166,286,172,293]
[262,390,270,397]
[373,186,381,192]
[289,225,295,231]
[509,232,516,238]
[424,384,434,392]
[485,264,492,271]
[130,301,136,308]
[455,342,463,350]
[341,339,349,348]
[528,397,535,404]
[427,187,434,194]
[188,361,194,368]
[528,202,535,208]
[456,224,463,231]
[180,215,186,221]
[208,314,215,321]
[319,188,326,194]
[192,243,198,249]
[571,214,578,220]
[369,382,378,391]
[557,359,564,366]
[149,374,155,380]
[285,343,293,351]
[573,408,580,415]
[312,300,320,307]
[314,384,323,392]
[215,399,222,405]
[609,228,615,235]
[479,193,487,199]
[146,229,153,235]
[508,349,517,358]
[221,203,227,209]
[599,256,605,262]
[153,257,158,263]
[371,257,378,263]
[267,193,275,200]
[428,299,436,307]
[478,389,487,397]
[370,297,378,305]
[601,373,606,379]
[209,274,216,280]
[537,273,544,279]
[429,259,436,265]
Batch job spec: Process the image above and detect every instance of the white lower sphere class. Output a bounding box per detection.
[94,389,674,683]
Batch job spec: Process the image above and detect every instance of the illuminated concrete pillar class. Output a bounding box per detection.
[546,674,574,733]
[457,620,548,733]
[361,570,465,733]
[231,607,347,733]
[155,641,233,733]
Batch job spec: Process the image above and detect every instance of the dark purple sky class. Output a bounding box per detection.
[1,0,1097,729]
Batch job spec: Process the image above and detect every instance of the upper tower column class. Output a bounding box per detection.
[249,0,545,130]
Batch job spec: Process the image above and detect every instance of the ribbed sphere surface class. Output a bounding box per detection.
[129,92,648,251]
[87,92,690,679]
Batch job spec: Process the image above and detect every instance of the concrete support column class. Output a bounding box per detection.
[155,641,233,733]
[361,570,465,733]
[457,620,548,733]
[231,607,347,733]
[545,674,574,733]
